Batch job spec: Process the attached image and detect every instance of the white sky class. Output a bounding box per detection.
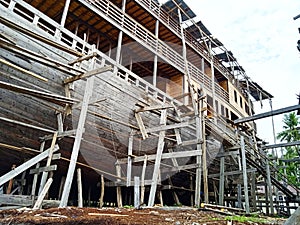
[180,0,300,144]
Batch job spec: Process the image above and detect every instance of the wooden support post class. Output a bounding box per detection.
[116,163,123,208]
[241,136,250,214]
[237,184,242,208]
[194,116,203,207]
[39,132,58,195]
[31,141,45,198]
[140,155,147,204]
[153,19,159,87]
[148,109,167,207]
[202,119,208,203]
[127,134,133,187]
[135,113,148,140]
[58,176,66,200]
[59,62,95,207]
[77,168,83,207]
[99,175,105,208]
[218,146,225,206]
[266,159,274,215]
[251,172,257,211]
[6,165,16,194]
[33,178,53,210]
[134,176,140,209]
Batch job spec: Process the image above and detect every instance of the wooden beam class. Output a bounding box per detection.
[40,129,77,141]
[29,165,57,174]
[77,168,83,207]
[33,178,53,210]
[148,109,167,207]
[68,52,98,65]
[0,58,47,82]
[160,163,200,173]
[218,146,225,206]
[140,155,147,204]
[241,136,250,214]
[59,74,95,207]
[135,104,173,113]
[0,145,59,186]
[262,141,300,150]
[0,116,55,133]
[126,135,133,187]
[208,168,257,178]
[118,150,202,164]
[135,112,148,140]
[99,175,105,208]
[134,176,140,209]
[145,119,195,133]
[0,80,77,105]
[63,65,112,84]
[234,105,300,124]
[39,132,58,195]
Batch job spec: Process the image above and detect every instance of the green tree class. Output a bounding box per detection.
[276,112,300,186]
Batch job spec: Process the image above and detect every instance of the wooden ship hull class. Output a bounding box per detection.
[0,0,298,211]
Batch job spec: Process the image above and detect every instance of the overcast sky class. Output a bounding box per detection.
[180,0,300,144]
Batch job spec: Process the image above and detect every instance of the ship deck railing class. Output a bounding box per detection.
[135,0,234,81]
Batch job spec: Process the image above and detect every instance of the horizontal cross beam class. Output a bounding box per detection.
[234,105,300,124]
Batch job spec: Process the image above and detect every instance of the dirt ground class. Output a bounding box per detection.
[0,207,286,225]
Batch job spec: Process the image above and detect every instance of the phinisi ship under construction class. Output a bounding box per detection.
[0,0,299,214]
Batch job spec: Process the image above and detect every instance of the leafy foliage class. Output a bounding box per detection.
[276,112,300,187]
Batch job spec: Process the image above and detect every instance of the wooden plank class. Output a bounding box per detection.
[180,138,203,147]
[31,141,45,197]
[160,163,200,173]
[29,165,57,174]
[135,104,173,113]
[77,168,83,207]
[148,109,167,207]
[63,65,113,84]
[134,176,140,209]
[118,150,202,164]
[174,128,182,145]
[33,178,53,210]
[140,155,147,204]
[135,112,148,140]
[99,174,105,208]
[262,141,300,150]
[126,135,133,187]
[240,136,250,214]
[0,81,77,105]
[0,116,55,133]
[39,132,58,195]
[0,194,33,206]
[208,168,257,178]
[116,163,123,208]
[0,58,47,82]
[0,145,59,186]
[218,145,225,206]
[234,104,300,124]
[6,165,16,194]
[68,52,97,65]
[59,74,95,207]
[145,119,195,133]
[41,129,78,141]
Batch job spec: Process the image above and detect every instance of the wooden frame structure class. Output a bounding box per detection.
[0,0,299,214]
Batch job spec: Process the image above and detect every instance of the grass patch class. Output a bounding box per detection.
[225,215,267,223]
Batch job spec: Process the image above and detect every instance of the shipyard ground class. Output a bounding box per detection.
[0,207,286,225]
